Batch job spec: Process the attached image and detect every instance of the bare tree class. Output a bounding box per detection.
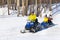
[17,0,20,16]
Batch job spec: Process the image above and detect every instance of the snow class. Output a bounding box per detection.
[0,4,60,40]
[0,7,8,15]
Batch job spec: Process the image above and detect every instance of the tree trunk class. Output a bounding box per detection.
[22,0,25,16]
[17,0,20,16]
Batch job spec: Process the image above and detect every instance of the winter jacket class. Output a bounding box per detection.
[28,13,36,22]
[43,17,48,23]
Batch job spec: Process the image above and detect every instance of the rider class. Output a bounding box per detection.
[48,14,53,25]
[25,11,39,32]
[41,14,49,28]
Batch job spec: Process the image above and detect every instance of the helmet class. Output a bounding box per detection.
[45,14,47,17]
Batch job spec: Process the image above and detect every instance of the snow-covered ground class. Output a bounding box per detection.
[0,3,60,40]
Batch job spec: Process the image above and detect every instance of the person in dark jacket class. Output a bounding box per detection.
[48,14,53,25]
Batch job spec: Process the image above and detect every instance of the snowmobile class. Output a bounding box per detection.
[20,21,35,33]
[20,20,40,33]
